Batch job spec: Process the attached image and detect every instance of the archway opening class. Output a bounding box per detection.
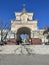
[16,27,31,44]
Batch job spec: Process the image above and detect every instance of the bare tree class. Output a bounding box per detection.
[0,20,11,45]
[43,27,49,45]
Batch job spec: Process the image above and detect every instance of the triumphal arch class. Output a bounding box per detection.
[11,9,44,44]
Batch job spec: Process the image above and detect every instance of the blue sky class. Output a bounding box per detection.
[0,0,49,29]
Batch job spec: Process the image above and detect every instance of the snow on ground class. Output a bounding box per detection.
[0,45,49,54]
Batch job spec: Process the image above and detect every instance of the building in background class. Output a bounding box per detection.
[10,8,45,45]
[0,8,48,45]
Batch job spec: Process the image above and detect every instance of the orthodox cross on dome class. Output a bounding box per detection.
[22,4,26,13]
